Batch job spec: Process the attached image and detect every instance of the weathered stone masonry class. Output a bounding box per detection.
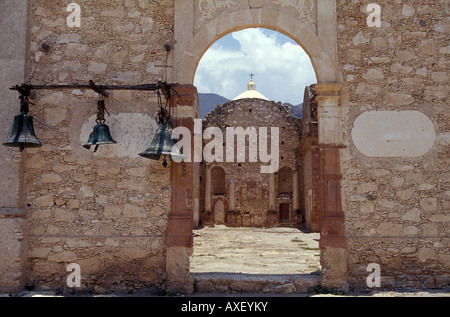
[0,0,448,294]
[338,0,449,289]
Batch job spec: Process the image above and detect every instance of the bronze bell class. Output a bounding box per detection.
[83,99,117,153]
[139,124,185,165]
[83,123,117,153]
[3,88,42,152]
[3,113,42,152]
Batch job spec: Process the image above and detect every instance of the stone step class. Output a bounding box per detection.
[193,272,321,294]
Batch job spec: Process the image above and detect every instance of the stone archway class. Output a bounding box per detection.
[174,7,337,85]
[167,1,347,293]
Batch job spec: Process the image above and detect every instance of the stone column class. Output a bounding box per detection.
[292,170,299,226]
[0,0,31,294]
[204,165,211,212]
[166,84,198,294]
[267,173,277,227]
[269,173,275,210]
[314,83,348,291]
[292,170,299,211]
[202,164,214,225]
[226,180,238,226]
[228,180,235,211]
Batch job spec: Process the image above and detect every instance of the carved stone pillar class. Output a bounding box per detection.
[314,83,348,291]
[268,173,275,210]
[226,180,237,227]
[267,173,277,227]
[292,170,299,211]
[202,165,214,226]
[292,170,300,226]
[166,84,197,294]
[204,165,211,211]
[228,180,235,211]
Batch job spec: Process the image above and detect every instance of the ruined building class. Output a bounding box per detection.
[0,1,448,294]
[201,79,305,228]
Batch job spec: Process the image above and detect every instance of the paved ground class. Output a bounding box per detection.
[188,226,449,297]
[190,226,321,275]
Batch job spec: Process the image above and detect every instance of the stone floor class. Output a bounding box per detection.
[190,225,321,275]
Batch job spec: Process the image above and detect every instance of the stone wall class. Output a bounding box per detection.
[337,0,449,289]
[0,0,31,294]
[23,0,175,293]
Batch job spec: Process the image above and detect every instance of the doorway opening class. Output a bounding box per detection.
[279,204,290,225]
[190,28,320,280]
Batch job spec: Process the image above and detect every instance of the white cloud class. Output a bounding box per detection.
[194,28,317,105]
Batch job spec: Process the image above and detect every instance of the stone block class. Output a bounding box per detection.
[377,223,402,236]
[124,248,148,260]
[420,198,437,212]
[34,194,55,207]
[418,248,436,262]
[401,208,421,222]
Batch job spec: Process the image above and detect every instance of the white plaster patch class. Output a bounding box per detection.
[80,113,157,158]
[352,111,436,158]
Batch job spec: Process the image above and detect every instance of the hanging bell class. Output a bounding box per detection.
[3,88,42,152]
[139,124,185,165]
[83,123,117,153]
[3,113,42,152]
[83,99,117,153]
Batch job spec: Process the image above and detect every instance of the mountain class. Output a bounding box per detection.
[198,93,303,119]
[284,102,303,118]
[199,93,230,118]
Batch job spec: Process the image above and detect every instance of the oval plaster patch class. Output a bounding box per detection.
[352,111,435,158]
[80,113,157,158]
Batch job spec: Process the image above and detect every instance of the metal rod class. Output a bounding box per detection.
[9,83,168,91]
[9,81,177,99]
[9,83,175,91]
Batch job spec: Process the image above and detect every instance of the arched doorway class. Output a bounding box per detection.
[278,166,293,225]
[213,200,225,225]
[168,3,347,293]
[211,166,226,224]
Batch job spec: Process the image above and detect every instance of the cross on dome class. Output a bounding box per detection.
[232,74,269,101]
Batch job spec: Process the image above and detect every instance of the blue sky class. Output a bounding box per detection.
[194,28,317,105]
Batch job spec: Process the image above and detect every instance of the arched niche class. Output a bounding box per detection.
[278,166,293,194]
[211,166,226,195]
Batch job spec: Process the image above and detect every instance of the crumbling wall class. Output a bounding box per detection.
[299,86,320,232]
[203,98,302,228]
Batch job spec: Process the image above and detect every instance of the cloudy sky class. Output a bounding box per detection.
[194,28,317,105]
